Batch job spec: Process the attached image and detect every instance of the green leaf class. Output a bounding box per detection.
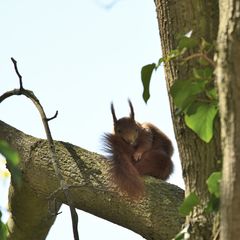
[0,140,22,186]
[179,192,200,216]
[0,140,19,166]
[206,87,218,101]
[0,212,7,240]
[205,172,221,212]
[184,103,218,142]
[207,172,221,198]
[192,67,213,81]
[141,63,156,103]
[205,194,220,213]
[170,79,206,111]
[178,36,198,50]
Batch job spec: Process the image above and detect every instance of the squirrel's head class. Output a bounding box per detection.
[111,99,140,146]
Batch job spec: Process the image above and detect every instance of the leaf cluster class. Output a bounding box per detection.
[174,171,221,240]
[178,171,221,217]
[141,33,218,143]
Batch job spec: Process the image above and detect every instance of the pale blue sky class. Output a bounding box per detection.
[0,0,184,239]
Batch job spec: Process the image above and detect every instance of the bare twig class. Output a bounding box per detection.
[0,58,79,240]
[46,110,59,121]
[183,52,216,67]
[11,57,23,90]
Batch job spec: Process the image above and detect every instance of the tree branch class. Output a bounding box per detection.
[1,58,79,240]
[0,120,184,240]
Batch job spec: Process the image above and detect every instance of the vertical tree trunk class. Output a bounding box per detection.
[154,0,221,239]
[216,0,240,239]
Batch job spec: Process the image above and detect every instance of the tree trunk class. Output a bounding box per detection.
[216,0,240,239]
[154,0,221,239]
[0,120,184,240]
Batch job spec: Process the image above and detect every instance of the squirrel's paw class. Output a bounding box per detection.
[133,151,143,161]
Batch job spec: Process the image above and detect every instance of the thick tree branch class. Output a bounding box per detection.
[0,120,184,240]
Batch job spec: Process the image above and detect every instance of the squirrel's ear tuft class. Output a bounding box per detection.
[128,99,135,120]
[111,102,117,124]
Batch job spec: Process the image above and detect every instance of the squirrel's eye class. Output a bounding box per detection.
[117,129,121,134]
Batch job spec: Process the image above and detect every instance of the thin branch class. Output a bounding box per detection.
[46,110,59,121]
[183,52,216,67]
[11,57,23,90]
[0,58,79,240]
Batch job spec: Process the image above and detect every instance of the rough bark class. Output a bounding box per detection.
[216,0,240,239]
[154,0,221,239]
[0,120,184,240]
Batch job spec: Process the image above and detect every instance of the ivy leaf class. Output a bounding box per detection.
[205,194,220,213]
[206,87,218,101]
[170,79,206,112]
[178,36,198,50]
[205,172,221,212]
[141,63,156,103]
[0,140,21,186]
[193,67,213,81]
[179,192,200,216]
[184,103,218,143]
[207,172,221,198]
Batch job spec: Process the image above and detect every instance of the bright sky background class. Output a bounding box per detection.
[0,0,184,239]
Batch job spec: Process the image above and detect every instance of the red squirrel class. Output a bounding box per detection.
[103,100,174,199]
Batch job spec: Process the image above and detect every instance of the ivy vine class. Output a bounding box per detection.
[141,32,218,143]
[141,32,221,240]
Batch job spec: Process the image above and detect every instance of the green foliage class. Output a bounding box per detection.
[0,140,21,186]
[184,103,218,143]
[205,172,221,213]
[176,172,221,238]
[170,65,218,142]
[178,36,198,50]
[207,172,221,197]
[0,212,7,240]
[141,32,220,240]
[179,192,200,216]
[205,194,220,213]
[170,79,206,112]
[141,63,156,103]
[141,32,217,142]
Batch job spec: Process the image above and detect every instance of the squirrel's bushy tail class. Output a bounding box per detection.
[103,133,144,199]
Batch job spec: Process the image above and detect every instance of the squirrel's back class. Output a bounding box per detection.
[142,122,174,157]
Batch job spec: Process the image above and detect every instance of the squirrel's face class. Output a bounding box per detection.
[114,117,140,146]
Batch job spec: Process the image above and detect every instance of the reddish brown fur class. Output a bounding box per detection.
[103,133,144,198]
[103,100,174,199]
